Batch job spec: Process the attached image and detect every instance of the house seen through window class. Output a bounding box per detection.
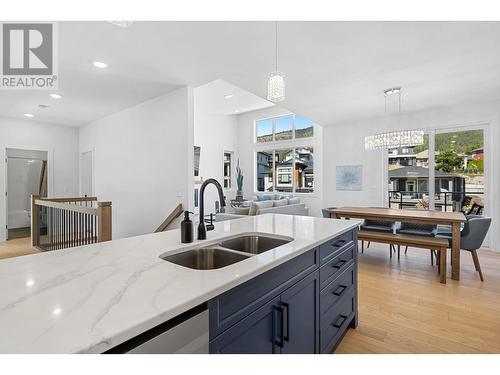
[255,114,315,194]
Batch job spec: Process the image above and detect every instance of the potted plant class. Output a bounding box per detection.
[236,159,244,201]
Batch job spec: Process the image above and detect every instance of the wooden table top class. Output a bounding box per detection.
[329,207,466,224]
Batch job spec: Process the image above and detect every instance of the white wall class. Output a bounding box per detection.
[0,117,79,240]
[193,112,238,216]
[236,106,324,217]
[323,100,500,249]
[79,87,193,240]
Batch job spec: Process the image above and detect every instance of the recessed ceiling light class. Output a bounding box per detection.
[224,94,234,99]
[49,93,62,99]
[24,113,34,118]
[92,61,108,69]
[234,110,239,113]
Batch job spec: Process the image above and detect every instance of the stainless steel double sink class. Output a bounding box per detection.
[160,235,293,270]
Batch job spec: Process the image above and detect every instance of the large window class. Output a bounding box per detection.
[388,136,429,209]
[223,151,232,189]
[256,114,314,143]
[256,147,314,194]
[434,129,484,214]
[255,114,315,194]
[256,151,273,192]
[387,127,485,214]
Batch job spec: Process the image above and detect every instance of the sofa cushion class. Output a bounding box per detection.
[233,207,250,215]
[273,199,288,207]
[249,200,273,215]
[288,197,301,205]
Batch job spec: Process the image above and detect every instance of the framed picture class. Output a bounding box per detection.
[336,165,363,191]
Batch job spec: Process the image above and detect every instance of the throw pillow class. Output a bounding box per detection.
[255,194,272,201]
[288,197,300,205]
[233,207,250,215]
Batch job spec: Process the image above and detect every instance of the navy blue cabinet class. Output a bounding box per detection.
[280,270,320,354]
[209,296,282,354]
[209,228,358,354]
[210,271,320,354]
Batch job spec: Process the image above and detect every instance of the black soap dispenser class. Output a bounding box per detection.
[181,211,194,243]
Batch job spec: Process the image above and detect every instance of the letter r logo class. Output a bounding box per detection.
[2,23,53,75]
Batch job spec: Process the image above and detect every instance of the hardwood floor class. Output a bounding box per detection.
[336,243,500,353]
[0,237,39,260]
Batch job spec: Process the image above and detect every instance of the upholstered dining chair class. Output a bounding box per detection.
[322,207,336,218]
[436,217,491,281]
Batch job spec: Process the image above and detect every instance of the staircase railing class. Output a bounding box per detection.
[154,204,183,232]
[31,195,112,251]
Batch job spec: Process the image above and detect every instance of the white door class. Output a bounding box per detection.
[80,151,93,196]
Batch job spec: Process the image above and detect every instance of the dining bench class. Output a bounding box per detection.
[357,230,450,284]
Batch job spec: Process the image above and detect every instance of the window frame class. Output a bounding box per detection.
[254,144,315,196]
[384,123,489,214]
[255,114,315,145]
[254,114,316,196]
[223,150,233,191]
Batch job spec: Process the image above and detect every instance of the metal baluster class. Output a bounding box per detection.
[85,213,88,244]
[93,215,97,243]
[50,207,53,250]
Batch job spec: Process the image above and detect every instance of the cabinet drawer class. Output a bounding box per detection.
[320,245,354,290]
[319,230,354,265]
[320,265,355,318]
[320,292,355,354]
[209,248,319,339]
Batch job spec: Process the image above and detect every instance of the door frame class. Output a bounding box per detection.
[79,149,95,196]
[3,146,52,241]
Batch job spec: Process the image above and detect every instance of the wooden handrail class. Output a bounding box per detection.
[35,199,99,215]
[154,204,184,233]
[31,195,112,251]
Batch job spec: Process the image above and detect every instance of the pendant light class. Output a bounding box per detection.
[267,21,285,103]
[365,87,424,150]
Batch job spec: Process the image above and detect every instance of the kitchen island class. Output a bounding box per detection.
[0,214,359,354]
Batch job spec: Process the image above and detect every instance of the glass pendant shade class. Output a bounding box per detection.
[364,129,425,150]
[267,71,286,103]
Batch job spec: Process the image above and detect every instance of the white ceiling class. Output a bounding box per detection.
[1,21,500,127]
[194,79,274,116]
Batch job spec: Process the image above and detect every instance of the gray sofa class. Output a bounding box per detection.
[216,195,309,222]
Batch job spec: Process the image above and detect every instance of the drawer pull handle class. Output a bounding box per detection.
[333,285,347,296]
[332,259,347,269]
[333,314,348,328]
[331,239,347,247]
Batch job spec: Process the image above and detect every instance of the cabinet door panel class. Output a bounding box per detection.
[209,296,282,354]
[281,270,320,354]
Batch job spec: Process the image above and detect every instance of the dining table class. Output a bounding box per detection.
[327,207,467,281]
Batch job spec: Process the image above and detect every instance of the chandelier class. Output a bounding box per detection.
[364,87,424,150]
[365,129,425,150]
[267,21,285,103]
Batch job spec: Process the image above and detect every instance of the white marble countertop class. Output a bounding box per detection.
[0,214,359,353]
